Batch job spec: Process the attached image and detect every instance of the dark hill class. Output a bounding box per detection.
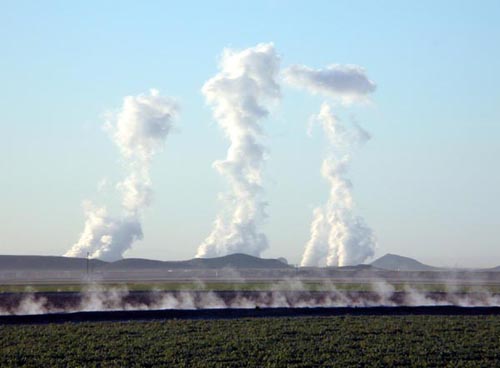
[338,264,376,271]
[0,253,291,271]
[105,253,291,270]
[190,253,291,269]
[371,254,438,271]
[0,255,106,271]
[104,258,170,270]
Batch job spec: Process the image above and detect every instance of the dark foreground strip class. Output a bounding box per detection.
[1,306,500,325]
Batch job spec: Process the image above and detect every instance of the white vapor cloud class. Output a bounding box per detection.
[111,89,177,162]
[196,43,281,258]
[283,64,376,104]
[301,103,375,267]
[66,202,143,261]
[284,60,376,267]
[65,90,178,261]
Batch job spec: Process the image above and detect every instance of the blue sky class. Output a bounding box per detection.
[1,0,499,266]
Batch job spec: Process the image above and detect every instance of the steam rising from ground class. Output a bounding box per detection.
[196,43,280,258]
[2,281,500,316]
[284,63,376,266]
[65,90,178,261]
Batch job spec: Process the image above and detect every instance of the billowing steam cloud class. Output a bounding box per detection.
[301,103,375,266]
[283,64,376,104]
[196,43,281,258]
[284,63,376,266]
[65,90,178,261]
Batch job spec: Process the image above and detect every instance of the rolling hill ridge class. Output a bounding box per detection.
[0,253,290,271]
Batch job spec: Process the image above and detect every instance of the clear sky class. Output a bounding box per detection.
[1,0,499,267]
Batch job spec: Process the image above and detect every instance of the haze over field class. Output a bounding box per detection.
[1,1,500,268]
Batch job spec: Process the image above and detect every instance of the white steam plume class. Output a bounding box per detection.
[196,43,281,258]
[301,104,375,266]
[284,63,376,266]
[65,90,178,261]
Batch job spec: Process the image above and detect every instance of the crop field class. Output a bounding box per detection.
[2,280,499,293]
[1,315,499,367]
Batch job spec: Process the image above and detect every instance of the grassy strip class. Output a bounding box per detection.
[1,281,499,293]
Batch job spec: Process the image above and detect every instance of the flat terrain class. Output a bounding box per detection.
[2,306,500,325]
[1,316,499,367]
[2,280,500,293]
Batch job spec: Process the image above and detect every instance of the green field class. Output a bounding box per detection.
[1,316,499,367]
[1,281,498,293]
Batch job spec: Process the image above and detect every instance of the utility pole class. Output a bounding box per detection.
[86,252,90,281]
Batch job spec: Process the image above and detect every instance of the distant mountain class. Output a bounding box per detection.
[0,253,291,271]
[338,264,376,271]
[0,255,106,271]
[110,253,291,270]
[105,258,171,270]
[370,254,438,271]
[189,253,291,269]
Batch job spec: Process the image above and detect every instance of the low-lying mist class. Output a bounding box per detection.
[2,280,500,316]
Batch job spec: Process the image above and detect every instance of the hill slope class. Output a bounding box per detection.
[101,253,291,270]
[0,255,106,271]
[371,254,438,271]
[0,253,291,271]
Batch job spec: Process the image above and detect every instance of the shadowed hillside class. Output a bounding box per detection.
[104,253,291,270]
[0,253,291,271]
[0,255,106,271]
[371,254,438,271]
